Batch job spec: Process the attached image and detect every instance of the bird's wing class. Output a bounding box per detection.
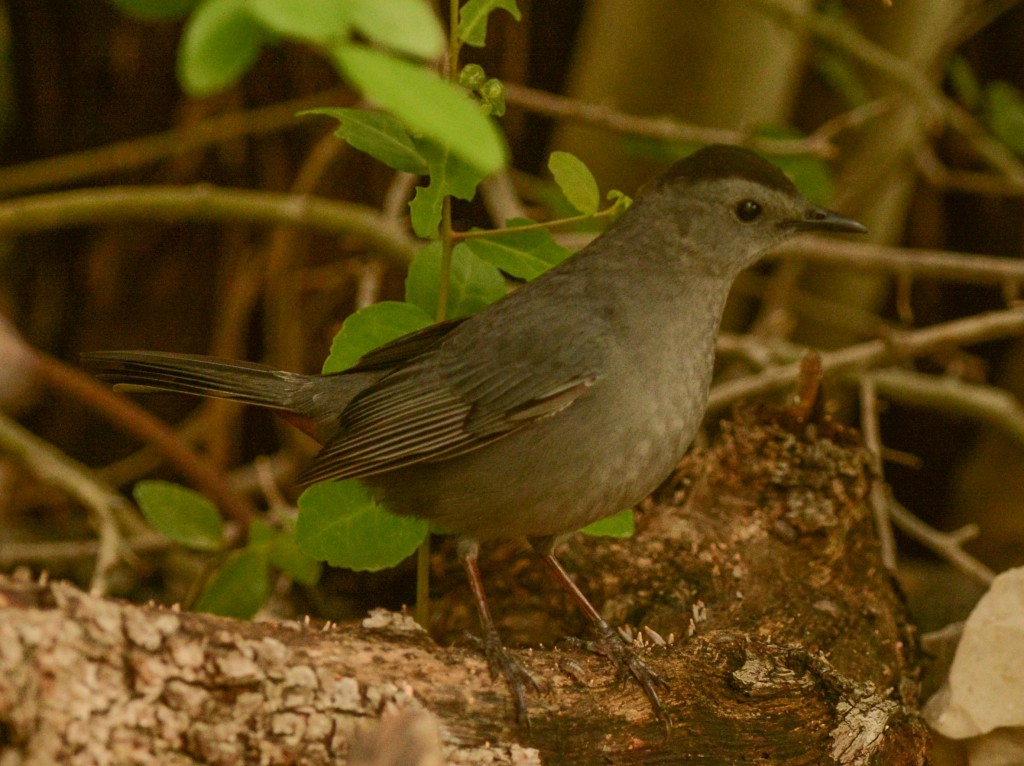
[342,317,468,373]
[298,290,609,484]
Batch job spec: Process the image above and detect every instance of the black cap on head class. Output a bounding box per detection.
[656,144,800,196]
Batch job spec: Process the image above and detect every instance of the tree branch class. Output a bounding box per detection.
[775,236,1024,286]
[503,82,839,157]
[708,307,1024,412]
[30,349,258,529]
[0,185,419,264]
[0,88,350,197]
[752,0,1024,186]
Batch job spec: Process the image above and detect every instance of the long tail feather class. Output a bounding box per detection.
[81,351,309,412]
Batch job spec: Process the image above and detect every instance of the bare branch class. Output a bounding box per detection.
[503,83,837,157]
[708,308,1024,412]
[0,88,350,197]
[752,0,1024,185]
[888,500,996,587]
[0,185,418,264]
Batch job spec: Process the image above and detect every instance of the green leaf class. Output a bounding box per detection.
[177,0,267,96]
[296,480,428,571]
[246,517,277,546]
[548,151,600,215]
[405,241,506,319]
[132,480,226,551]
[460,218,572,280]
[333,43,506,176]
[108,0,201,21]
[248,0,351,45]
[269,531,322,586]
[300,108,427,174]
[985,82,1024,156]
[246,518,321,587]
[195,548,270,618]
[409,182,444,238]
[350,0,445,59]
[458,0,521,47]
[580,509,635,538]
[323,300,434,374]
[408,139,487,238]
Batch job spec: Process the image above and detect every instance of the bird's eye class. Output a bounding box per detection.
[735,199,762,222]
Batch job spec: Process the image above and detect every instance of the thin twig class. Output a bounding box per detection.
[254,456,289,512]
[721,335,1024,450]
[858,377,899,571]
[773,236,1024,286]
[888,500,996,587]
[865,368,1024,450]
[0,412,128,594]
[0,88,350,197]
[479,171,529,226]
[227,451,299,497]
[916,144,1024,197]
[354,260,385,310]
[560,231,1024,287]
[30,349,257,529]
[752,0,1024,186]
[502,82,837,158]
[943,0,1024,58]
[383,171,420,223]
[94,409,208,488]
[0,532,170,569]
[707,307,1024,412]
[0,185,418,264]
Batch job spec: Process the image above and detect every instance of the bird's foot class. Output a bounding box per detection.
[466,631,540,728]
[564,626,671,726]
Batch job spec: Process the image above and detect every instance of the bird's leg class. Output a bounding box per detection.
[457,539,537,726]
[536,547,670,723]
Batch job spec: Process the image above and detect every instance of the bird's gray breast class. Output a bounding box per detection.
[366,279,725,542]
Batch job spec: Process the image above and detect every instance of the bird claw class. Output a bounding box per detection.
[563,628,672,726]
[465,632,539,727]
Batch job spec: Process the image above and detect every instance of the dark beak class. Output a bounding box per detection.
[788,205,867,234]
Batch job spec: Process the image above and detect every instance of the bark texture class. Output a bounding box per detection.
[0,407,928,765]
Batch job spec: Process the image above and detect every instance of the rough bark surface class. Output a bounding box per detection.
[0,408,929,765]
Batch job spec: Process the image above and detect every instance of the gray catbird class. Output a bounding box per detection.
[83,144,866,724]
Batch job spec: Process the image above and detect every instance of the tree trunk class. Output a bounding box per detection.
[553,0,813,191]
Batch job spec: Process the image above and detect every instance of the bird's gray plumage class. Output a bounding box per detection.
[83,144,866,543]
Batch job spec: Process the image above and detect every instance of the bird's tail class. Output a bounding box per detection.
[81,351,311,410]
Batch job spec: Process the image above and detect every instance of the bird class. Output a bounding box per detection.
[83,144,866,726]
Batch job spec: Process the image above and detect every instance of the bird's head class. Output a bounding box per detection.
[636,144,866,276]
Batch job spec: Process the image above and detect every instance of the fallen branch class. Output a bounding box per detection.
[0,407,928,764]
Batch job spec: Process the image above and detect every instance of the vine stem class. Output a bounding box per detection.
[451,206,619,240]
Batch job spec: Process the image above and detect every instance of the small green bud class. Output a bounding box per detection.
[479,77,504,101]
[607,189,633,218]
[480,78,506,117]
[458,63,486,90]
